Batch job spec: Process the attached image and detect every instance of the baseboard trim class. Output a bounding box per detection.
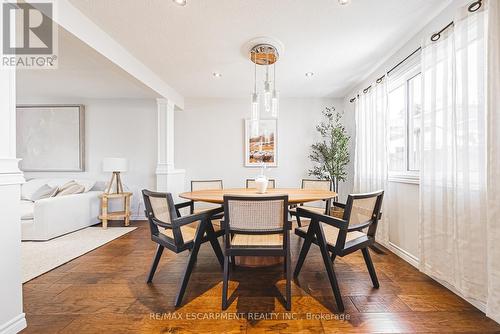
[0,313,27,334]
[386,242,488,314]
[387,241,420,269]
[427,274,487,313]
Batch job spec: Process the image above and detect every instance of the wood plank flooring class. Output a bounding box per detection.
[21,221,500,333]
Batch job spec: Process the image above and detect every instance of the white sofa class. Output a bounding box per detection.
[21,179,102,241]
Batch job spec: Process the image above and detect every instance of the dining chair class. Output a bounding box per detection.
[190,179,224,214]
[221,195,292,310]
[142,189,225,307]
[289,179,332,227]
[293,190,384,312]
[245,178,276,189]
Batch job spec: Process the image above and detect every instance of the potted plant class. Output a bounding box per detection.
[309,106,350,193]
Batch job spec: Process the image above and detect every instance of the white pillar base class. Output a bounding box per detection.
[156,167,186,201]
[0,313,27,334]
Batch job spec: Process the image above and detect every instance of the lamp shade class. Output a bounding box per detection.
[102,158,128,172]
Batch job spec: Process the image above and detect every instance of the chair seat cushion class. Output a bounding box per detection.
[231,234,283,248]
[296,224,366,247]
[160,221,221,243]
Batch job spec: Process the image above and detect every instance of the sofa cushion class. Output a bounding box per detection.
[20,200,35,220]
[21,179,50,201]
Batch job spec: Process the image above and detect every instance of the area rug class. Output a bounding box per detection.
[21,226,137,283]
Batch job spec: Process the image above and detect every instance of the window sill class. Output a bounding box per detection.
[388,174,420,185]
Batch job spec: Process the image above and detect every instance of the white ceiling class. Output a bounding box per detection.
[17,27,159,100]
[65,0,450,99]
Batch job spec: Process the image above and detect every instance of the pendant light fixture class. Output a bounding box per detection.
[271,63,279,118]
[251,53,260,122]
[249,42,280,120]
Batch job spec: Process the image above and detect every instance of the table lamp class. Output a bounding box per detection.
[103,158,128,194]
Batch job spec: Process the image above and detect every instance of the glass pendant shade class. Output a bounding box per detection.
[251,92,260,121]
[271,90,279,118]
[251,119,259,138]
[264,81,272,112]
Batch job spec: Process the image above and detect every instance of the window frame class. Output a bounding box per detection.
[387,62,422,184]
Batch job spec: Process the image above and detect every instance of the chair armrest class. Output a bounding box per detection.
[332,201,346,209]
[175,201,192,217]
[151,217,173,229]
[172,206,224,228]
[296,207,348,230]
[175,201,192,210]
[347,222,371,232]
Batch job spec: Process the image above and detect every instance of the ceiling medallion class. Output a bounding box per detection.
[249,44,279,66]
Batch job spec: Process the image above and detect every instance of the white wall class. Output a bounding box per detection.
[175,98,354,199]
[344,0,469,262]
[15,98,157,219]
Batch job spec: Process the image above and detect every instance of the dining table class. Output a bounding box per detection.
[179,187,337,267]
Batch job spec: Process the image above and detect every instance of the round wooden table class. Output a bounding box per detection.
[179,188,337,267]
[179,188,337,205]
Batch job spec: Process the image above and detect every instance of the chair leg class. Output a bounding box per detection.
[294,222,315,278]
[362,247,379,288]
[230,256,236,269]
[315,224,344,313]
[331,253,336,262]
[285,234,292,311]
[206,223,224,267]
[222,255,230,310]
[175,225,204,307]
[296,215,302,227]
[146,245,164,283]
[369,242,387,255]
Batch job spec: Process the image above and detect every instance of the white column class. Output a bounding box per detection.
[0,66,27,333]
[155,98,185,200]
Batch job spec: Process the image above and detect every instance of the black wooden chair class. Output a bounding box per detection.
[289,179,332,227]
[221,195,292,310]
[293,190,384,312]
[245,178,276,189]
[142,189,225,307]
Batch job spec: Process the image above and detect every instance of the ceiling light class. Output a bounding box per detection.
[212,72,222,78]
[249,43,280,120]
[172,0,187,6]
[338,0,350,5]
[305,72,314,77]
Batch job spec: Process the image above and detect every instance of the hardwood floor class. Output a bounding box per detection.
[22,221,500,333]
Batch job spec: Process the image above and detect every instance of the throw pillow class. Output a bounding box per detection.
[74,179,96,193]
[58,180,78,192]
[38,186,59,200]
[21,179,50,201]
[56,184,85,196]
[31,184,53,201]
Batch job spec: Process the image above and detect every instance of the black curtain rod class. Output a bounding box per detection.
[349,0,482,104]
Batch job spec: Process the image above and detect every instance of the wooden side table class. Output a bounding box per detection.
[99,192,132,229]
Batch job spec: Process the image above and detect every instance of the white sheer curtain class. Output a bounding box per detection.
[487,0,500,324]
[354,80,389,244]
[420,1,489,308]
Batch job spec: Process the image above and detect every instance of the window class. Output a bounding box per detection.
[387,56,422,182]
